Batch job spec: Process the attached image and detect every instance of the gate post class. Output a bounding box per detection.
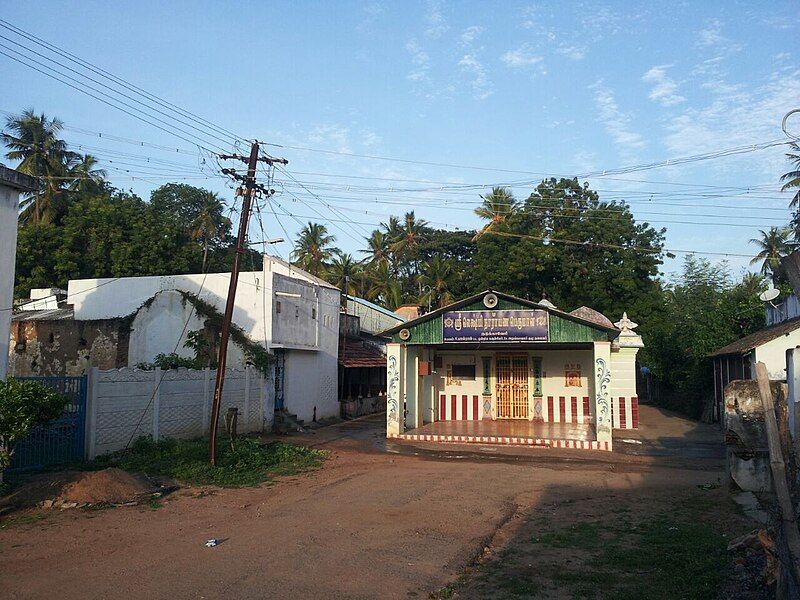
[202,367,211,431]
[244,366,251,430]
[86,367,99,460]
[787,347,800,443]
[152,367,161,441]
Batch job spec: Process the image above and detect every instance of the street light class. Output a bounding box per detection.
[250,238,284,245]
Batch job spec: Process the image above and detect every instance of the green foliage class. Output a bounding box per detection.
[178,292,273,375]
[643,256,765,417]
[136,353,203,371]
[292,222,336,277]
[0,378,69,469]
[95,436,326,487]
[748,226,794,284]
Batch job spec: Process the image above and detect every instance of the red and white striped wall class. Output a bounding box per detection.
[438,394,481,421]
[388,432,611,451]
[545,396,591,424]
[611,396,639,429]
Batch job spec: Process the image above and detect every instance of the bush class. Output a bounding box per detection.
[95,437,326,487]
[0,378,69,472]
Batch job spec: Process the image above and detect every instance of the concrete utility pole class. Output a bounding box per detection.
[209,142,287,465]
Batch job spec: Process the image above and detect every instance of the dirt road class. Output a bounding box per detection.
[0,406,742,599]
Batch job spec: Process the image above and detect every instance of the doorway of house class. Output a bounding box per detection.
[496,355,529,419]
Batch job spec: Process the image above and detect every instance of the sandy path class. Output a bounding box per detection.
[0,407,724,599]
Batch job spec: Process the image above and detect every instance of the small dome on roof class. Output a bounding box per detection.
[538,297,557,309]
[569,306,614,328]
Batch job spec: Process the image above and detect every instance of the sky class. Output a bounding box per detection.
[2,0,799,278]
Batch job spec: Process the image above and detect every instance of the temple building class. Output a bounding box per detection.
[380,290,643,451]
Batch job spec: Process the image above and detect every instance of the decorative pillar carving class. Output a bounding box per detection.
[593,341,613,448]
[386,343,403,435]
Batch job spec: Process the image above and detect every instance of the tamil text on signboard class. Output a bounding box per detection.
[442,310,549,342]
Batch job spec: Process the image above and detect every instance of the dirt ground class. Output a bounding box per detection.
[0,405,754,599]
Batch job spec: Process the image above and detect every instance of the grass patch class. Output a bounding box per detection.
[0,511,48,530]
[498,576,541,597]
[94,437,326,487]
[446,491,740,600]
[533,521,604,550]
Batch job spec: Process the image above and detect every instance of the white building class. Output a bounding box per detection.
[67,255,341,423]
[0,166,37,380]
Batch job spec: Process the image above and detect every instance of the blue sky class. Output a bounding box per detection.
[2,1,799,276]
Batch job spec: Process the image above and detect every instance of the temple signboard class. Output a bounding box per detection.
[442,309,549,343]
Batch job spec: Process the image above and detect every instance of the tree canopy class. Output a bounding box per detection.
[6,108,793,421]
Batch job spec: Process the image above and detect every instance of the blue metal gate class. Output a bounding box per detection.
[8,375,88,471]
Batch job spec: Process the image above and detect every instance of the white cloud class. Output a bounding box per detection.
[424,0,449,39]
[642,65,686,107]
[458,54,493,100]
[357,2,384,33]
[697,19,742,54]
[360,130,381,147]
[590,81,645,152]
[556,45,586,60]
[306,124,353,154]
[661,68,800,178]
[579,6,621,39]
[405,39,430,82]
[460,25,484,45]
[501,43,543,68]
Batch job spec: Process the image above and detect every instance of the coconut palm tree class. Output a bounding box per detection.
[366,260,402,308]
[291,222,336,277]
[191,192,230,271]
[67,154,107,195]
[389,211,428,278]
[781,142,800,239]
[417,256,456,309]
[381,215,403,243]
[2,109,77,223]
[363,230,391,267]
[749,227,794,284]
[473,187,519,241]
[327,251,362,294]
[390,211,428,256]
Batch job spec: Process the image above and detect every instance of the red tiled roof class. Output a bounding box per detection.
[339,341,386,368]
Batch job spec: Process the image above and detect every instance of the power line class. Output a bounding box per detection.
[261,136,789,178]
[482,230,754,259]
[0,48,225,153]
[0,20,248,148]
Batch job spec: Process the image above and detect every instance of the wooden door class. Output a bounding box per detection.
[496,355,529,419]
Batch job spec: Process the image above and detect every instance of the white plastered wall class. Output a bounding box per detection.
[754,329,800,380]
[281,285,340,422]
[434,352,484,420]
[539,349,593,423]
[0,184,20,380]
[610,347,639,428]
[127,290,246,368]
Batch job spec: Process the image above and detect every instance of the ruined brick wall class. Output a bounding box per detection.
[8,318,130,376]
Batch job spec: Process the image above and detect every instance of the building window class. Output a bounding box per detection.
[564,363,582,387]
[312,308,317,320]
[451,364,476,380]
[276,301,281,314]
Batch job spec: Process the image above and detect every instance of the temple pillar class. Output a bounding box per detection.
[593,341,613,449]
[386,343,404,435]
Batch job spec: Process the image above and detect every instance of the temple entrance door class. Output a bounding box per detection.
[495,355,529,419]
